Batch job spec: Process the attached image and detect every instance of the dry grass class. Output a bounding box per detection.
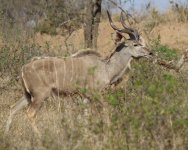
[1,60,188,150]
[0,7,188,150]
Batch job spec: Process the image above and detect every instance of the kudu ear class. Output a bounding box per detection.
[139,36,146,47]
[111,31,123,45]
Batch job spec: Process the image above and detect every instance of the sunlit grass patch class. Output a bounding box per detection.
[151,36,179,61]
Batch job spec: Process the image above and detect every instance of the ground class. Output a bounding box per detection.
[34,21,188,55]
[0,16,188,149]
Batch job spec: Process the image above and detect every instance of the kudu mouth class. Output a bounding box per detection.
[146,51,153,58]
[142,47,153,58]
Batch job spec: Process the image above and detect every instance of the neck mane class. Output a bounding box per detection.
[72,50,101,58]
[105,48,132,84]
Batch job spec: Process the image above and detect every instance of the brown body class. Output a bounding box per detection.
[22,56,108,96]
[5,11,153,135]
[22,45,149,115]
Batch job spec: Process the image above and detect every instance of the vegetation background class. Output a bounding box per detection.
[0,0,188,149]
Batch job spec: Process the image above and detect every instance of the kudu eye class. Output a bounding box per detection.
[133,43,141,47]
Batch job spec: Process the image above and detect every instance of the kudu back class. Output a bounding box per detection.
[5,11,152,134]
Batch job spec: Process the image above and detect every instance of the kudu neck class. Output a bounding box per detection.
[106,50,132,84]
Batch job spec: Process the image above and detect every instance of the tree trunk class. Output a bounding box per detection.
[84,0,102,49]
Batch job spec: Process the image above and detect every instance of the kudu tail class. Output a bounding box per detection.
[5,96,29,134]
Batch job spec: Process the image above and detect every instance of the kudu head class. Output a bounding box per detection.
[107,10,152,59]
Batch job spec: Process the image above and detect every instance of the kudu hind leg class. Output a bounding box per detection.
[5,96,29,133]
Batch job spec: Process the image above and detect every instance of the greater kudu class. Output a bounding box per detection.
[5,11,152,134]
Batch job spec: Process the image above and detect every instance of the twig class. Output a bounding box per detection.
[107,0,138,23]
[153,49,188,72]
[59,18,78,27]
[64,29,75,52]
[156,60,178,71]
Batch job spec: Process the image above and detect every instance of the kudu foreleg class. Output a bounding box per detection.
[5,96,29,134]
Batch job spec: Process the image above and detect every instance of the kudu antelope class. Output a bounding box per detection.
[5,11,152,134]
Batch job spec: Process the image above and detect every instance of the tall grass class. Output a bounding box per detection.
[0,43,44,82]
[1,44,187,150]
[0,3,188,149]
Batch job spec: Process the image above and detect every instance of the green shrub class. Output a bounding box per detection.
[35,20,57,35]
[106,89,124,107]
[102,59,186,148]
[151,36,178,61]
[156,45,178,61]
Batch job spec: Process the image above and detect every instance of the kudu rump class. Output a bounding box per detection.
[5,11,152,134]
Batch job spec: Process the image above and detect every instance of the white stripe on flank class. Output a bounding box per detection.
[63,59,66,89]
[42,59,48,86]
[70,57,74,82]
[53,59,58,90]
[32,61,43,86]
[21,67,30,94]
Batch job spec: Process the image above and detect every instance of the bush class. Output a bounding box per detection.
[170,2,188,22]
[35,20,57,35]
[105,59,188,149]
[150,36,178,61]
[0,43,44,81]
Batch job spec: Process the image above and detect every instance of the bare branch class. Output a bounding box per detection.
[59,17,78,27]
[150,49,188,72]
[107,0,138,24]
